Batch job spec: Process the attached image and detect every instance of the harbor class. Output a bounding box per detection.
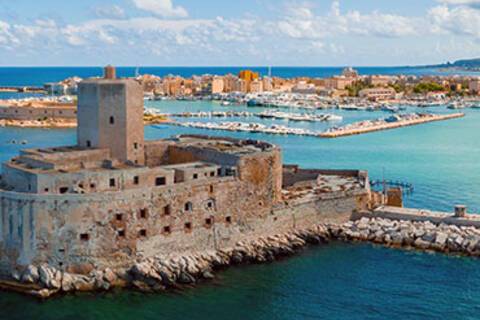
[167,112,465,138]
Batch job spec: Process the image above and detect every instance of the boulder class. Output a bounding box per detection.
[435,232,448,246]
[21,265,39,284]
[178,271,195,284]
[38,265,60,289]
[414,238,431,250]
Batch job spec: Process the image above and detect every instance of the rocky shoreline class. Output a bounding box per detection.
[5,216,480,298]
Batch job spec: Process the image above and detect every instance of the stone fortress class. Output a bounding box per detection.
[0,67,374,294]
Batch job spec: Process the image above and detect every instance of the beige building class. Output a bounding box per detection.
[469,78,480,95]
[250,79,263,93]
[211,77,225,94]
[324,76,356,90]
[359,87,396,101]
[367,75,392,87]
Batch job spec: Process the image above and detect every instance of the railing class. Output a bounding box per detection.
[370,179,414,195]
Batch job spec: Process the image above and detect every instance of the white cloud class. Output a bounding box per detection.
[94,5,126,19]
[428,4,480,37]
[132,0,188,18]
[276,1,418,40]
[3,0,480,66]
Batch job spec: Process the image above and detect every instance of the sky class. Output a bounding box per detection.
[1,0,480,66]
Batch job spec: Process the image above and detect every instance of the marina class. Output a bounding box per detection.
[166,112,464,138]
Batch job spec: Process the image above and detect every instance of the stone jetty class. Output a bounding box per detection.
[7,206,480,298]
[320,112,464,138]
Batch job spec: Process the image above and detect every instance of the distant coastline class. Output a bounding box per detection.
[1,66,479,87]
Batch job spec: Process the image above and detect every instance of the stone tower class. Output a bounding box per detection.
[77,66,145,165]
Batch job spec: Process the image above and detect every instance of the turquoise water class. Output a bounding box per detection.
[1,99,480,319]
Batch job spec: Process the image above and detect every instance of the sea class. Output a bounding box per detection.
[1,67,480,319]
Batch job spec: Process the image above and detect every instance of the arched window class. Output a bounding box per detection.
[184,202,193,212]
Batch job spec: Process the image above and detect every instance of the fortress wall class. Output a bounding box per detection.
[282,166,362,187]
[0,177,367,272]
[1,164,38,193]
[0,106,76,121]
[166,145,240,167]
[33,166,176,195]
[238,148,283,204]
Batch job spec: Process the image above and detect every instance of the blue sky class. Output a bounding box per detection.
[1,0,480,66]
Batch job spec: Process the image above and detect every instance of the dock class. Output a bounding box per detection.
[320,113,464,138]
[0,86,45,93]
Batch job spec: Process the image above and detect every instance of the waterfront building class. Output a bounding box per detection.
[359,87,397,101]
[292,81,316,94]
[262,77,273,92]
[324,76,356,90]
[234,79,247,93]
[469,78,480,95]
[250,79,263,93]
[211,77,225,94]
[239,70,260,92]
[366,75,392,87]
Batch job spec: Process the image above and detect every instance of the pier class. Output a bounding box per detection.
[320,113,465,138]
[0,86,45,93]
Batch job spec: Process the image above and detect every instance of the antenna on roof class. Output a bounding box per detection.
[135,66,140,78]
[268,66,272,78]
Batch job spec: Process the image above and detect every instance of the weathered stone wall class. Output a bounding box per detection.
[282,165,362,188]
[77,80,145,165]
[0,177,366,275]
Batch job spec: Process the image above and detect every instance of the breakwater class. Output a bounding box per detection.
[6,205,480,298]
[320,113,464,138]
[169,113,464,138]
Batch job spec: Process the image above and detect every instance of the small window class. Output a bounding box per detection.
[163,226,171,234]
[185,222,192,231]
[163,205,171,216]
[59,187,69,194]
[139,229,147,237]
[44,188,49,192]
[205,218,213,227]
[28,184,31,191]
[90,183,96,189]
[217,168,222,176]
[86,140,91,148]
[117,229,125,237]
[193,173,198,180]
[225,216,232,224]
[133,176,139,185]
[207,199,215,209]
[134,142,138,150]
[184,202,193,212]
[209,185,214,193]
[80,233,89,241]
[109,178,116,187]
[155,177,166,186]
[116,213,123,221]
[109,116,115,125]
[140,208,148,219]
[210,171,215,177]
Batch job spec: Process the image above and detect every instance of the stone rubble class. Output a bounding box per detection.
[11,217,480,298]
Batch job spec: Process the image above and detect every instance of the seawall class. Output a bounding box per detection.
[320,113,465,138]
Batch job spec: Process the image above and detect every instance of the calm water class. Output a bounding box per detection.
[1,68,480,318]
